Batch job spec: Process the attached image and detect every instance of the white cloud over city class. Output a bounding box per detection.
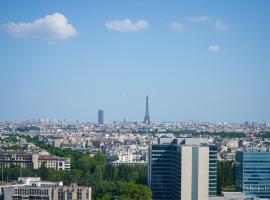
[170,21,184,32]
[185,15,211,23]
[171,16,229,32]
[215,20,230,31]
[105,19,149,32]
[0,13,77,40]
[209,44,221,53]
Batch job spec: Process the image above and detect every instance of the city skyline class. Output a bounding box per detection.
[0,1,270,122]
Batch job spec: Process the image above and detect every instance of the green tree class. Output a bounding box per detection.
[77,156,95,172]
[118,182,152,200]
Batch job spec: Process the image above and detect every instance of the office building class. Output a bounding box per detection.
[148,138,217,200]
[98,109,104,125]
[235,149,270,199]
[0,177,91,200]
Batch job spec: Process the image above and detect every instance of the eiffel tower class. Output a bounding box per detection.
[143,96,151,125]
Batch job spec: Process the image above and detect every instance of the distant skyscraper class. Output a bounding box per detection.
[148,138,217,200]
[143,96,151,125]
[98,109,104,125]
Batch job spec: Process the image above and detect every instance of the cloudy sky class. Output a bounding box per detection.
[0,0,270,122]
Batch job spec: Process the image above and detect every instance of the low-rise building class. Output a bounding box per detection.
[0,151,33,169]
[33,154,70,171]
[0,177,91,200]
[0,152,70,171]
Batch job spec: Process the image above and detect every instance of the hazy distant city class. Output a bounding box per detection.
[1,1,270,200]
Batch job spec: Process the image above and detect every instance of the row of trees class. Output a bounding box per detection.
[217,160,235,194]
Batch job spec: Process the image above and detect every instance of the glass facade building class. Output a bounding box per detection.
[209,145,218,197]
[235,150,270,199]
[148,138,217,200]
[148,140,181,200]
[98,109,104,125]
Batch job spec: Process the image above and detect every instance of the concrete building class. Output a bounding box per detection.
[0,151,33,169]
[0,152,70,171]
[180,145,209,200]
[0,177,91,200]
[235,149,270,199]
[33,154,70,171]
[148,138,217,200]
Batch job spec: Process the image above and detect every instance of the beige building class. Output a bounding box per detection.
[181,145,209,200]
[0,177,91,200]
[33,154,70,171]
[52,139,63,148]
[0,151,33,169]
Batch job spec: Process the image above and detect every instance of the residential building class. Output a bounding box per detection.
[0,177,91,200]
[0,151,33,169]
[0,152,70,171]
[33,154,70,171]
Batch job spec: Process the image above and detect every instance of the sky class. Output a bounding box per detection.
[0,0,270,123]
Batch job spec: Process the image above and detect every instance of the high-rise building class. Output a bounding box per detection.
[235,149,270,199]
[148,138,217,200]
[143,96,150,125]
[98,109,104,125]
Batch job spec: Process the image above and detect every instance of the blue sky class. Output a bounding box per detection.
[0,0,270,122]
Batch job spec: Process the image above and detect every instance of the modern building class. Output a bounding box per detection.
[98,109,104,125]
[0,177,91,200]
[235,149,270,199]
[148,138,217,200]
[209,144,218,197]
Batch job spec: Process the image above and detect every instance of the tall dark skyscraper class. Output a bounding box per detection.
[143,96,151,125]
[98,109,104,125]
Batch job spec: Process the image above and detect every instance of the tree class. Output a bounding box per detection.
[77,156,95,172]
[118,182,152,200]
[39,162,49,180]
[98,193,112,200]
[217,160,235,194]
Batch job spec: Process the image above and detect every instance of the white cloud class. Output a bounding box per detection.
[170,21,184,32]
[209,44,221,53]
[215,20,230,31]
[185,16,211,23]
[0,13,77,40]
[105,19,149,32]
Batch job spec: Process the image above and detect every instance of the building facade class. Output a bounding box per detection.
[148,138,217,200]
[0,151,33,169]
[0,177,91,200]
[33,154,70,171]
[98,110,104,125]
[0,152,70,171]
[235,150,270,199]
[148,140,181,200]
[209,144,218,197]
